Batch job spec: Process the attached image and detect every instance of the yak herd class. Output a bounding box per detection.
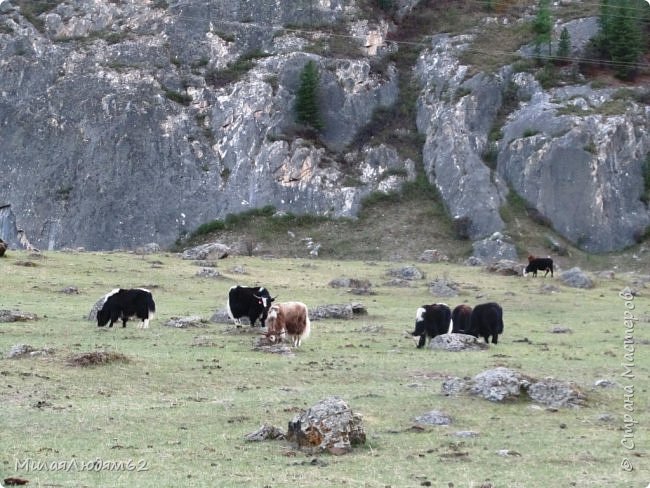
[94,256,555,349]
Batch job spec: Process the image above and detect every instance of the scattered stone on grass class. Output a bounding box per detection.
[594,379,616,388]
[192,260,218,268]
[164,316,208,328]
[597,413,615,422]
[328,278,371,289]
[349,287,375,295]
[88,292,113,321]
[355,324,384,334]
[0,310,38,322]
[539,284,561,294]
[66,351,130,367]
[484,259,522,276]
[195,268,222,278]
[453,431,480,438]
[230,265,247,274]
[559,267,594,289]
[310,303,367,321]
[252,336,294,355]
[244,424,286,442]
[287,397,366,455]
[14,260,38,267]
[8,344,54,358]
[496,449,522,457]
[191,335,219,347]
[441,377,469,396]
[428,333,489,352]
[418,249,449,263]
[414,410,452,426]
[386,266,424,281]
[181,242,230,260]
[527,379,586,408]
[382,278,412,287]
[210,308,237,324]
[550,326,572,334]
[470,367,529,402]
[60,286,79,294]
[443,368,587,408]
[428,277,459,297]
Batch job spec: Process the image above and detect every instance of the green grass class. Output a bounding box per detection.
[1,250,649,487]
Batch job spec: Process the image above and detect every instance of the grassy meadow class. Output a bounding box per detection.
[0,250,648,487]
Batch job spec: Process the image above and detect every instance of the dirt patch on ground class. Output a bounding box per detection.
[66,351,131,367]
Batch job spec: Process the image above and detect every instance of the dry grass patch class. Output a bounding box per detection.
[460,21,534,75]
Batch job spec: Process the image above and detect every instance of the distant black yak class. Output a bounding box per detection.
[524,256,554,277]
[468,302,504,345]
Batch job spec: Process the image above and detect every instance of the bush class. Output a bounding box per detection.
[164,89,192,106]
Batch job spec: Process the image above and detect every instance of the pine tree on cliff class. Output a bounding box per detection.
[609,0,642,80]
[533,0,553,58]
[295,60,323,131]
[557,27,571,61]
[595,0,644,80]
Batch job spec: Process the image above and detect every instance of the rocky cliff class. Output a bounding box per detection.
[0,0,648,252]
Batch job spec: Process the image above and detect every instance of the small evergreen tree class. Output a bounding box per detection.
[609,0,642,79]
[593,0,644,79]
[557,27,571,60]
[533,0,553,58]
[295,60,323,131]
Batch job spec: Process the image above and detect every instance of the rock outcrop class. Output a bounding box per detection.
[1,2,647,252]
[0,0,408,250]
[287,397,366,455]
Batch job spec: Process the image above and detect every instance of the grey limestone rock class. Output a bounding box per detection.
[287,397,366,455]
[429,333,489,352]
[559,267,594,289]
[469,367,530,402]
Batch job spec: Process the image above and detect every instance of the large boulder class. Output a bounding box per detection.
[472,233,518,263]
[559,267,594,289]
[287,397,366,455]
[527,379,586,408]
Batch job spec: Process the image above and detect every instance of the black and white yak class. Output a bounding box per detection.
[97,288,156,329]
[410,303,452,348]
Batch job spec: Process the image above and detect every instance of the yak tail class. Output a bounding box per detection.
[147,294,156,320]
[301,316,311,340]
[447,318,454,335]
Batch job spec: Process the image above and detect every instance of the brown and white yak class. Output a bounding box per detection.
[265,301,311,347]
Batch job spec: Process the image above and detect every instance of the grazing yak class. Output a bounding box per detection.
[411,303,452,348]
[97,288,156,329]
[0,238,6,257]
[265,301,311,347]
[468,302,504,344]
[524,255,554,277]
[226,285,275,327]
[451,304,473,334]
